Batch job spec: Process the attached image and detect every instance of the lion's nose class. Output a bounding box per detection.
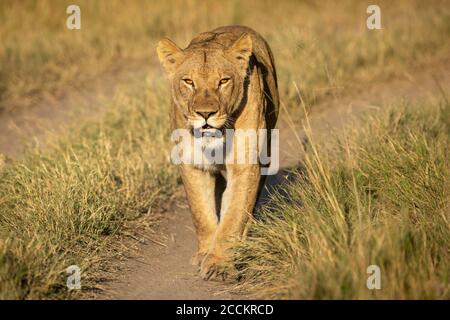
[196,111,217,120]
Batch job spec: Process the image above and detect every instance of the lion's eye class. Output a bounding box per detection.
[219,78,230,86]
[183,79,194,86]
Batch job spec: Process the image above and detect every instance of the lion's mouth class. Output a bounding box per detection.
[192,125,225,137]
[202,124,214,130]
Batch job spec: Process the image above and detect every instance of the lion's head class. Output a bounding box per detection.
[157,33,252,136]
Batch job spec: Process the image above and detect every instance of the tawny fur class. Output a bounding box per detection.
[157,25,279,281]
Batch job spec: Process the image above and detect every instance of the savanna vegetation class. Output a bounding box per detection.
[0,0,448,299]
[0,83,177,299]
[236,101,450,299]
[1,0,449,112]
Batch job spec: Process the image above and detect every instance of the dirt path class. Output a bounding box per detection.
[0,60,150,158]
[100,201,242,299]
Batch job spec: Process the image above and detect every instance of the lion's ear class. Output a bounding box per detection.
[226,33,253,70]
[156,38,185,75]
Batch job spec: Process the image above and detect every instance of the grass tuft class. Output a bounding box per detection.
[236,101,450,299]
[0,84,177,299]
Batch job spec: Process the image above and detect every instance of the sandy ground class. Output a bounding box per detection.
[1,59,448,300]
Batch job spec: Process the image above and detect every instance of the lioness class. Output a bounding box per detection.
[157,26,279,280]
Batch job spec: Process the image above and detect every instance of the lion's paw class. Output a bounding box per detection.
[199,253,236,282]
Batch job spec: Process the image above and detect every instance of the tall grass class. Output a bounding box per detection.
[0,82,177,299]
[1,0,449,111]
[236,101,450,299]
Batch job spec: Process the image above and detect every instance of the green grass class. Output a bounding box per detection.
[235,101,450,299]
[0,83,177,299]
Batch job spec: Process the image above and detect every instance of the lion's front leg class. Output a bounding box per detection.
[200,164,260,280]
[180,165,219,266]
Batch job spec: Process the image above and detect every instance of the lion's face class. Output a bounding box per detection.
[172,51,236,135]
[157,34,252,136]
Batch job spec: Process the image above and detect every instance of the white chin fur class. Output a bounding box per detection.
[190,133,225,172]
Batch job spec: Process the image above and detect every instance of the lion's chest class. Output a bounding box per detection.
[179,134,226,173]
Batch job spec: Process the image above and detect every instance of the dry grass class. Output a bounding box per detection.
[1,0,449,111]
[0,82,177,299]
[235,100,450,299]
